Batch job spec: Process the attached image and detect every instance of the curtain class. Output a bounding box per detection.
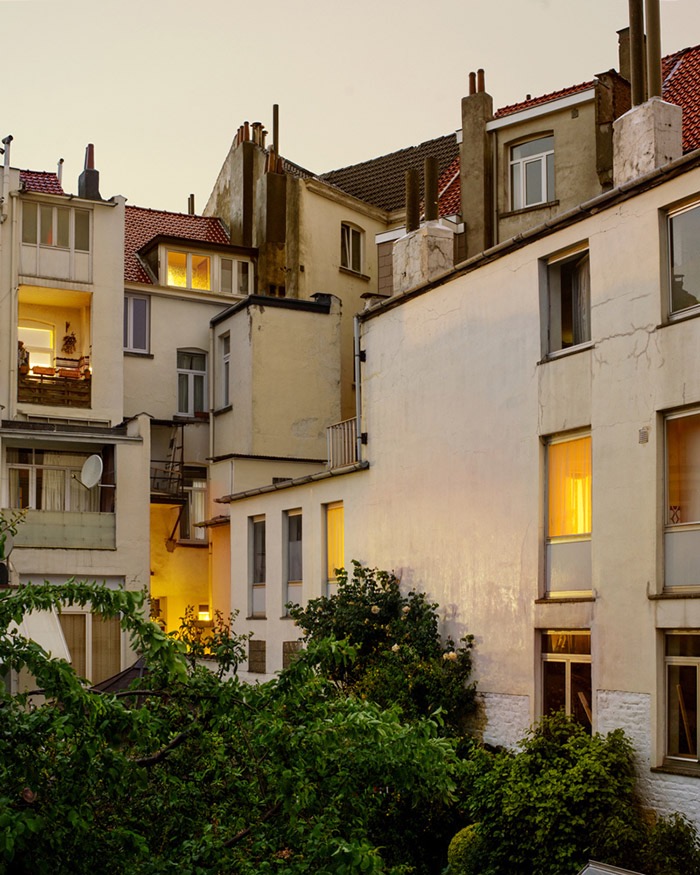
[326,504,345,580]
[572,253,591,344]
[548,437,591,537]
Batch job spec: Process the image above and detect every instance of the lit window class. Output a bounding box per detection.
[124,295,149,353]
[510,135,554,211]
[22,202,90,251]
[341,223,363,273]
[546,248,590,353]
[541,630,592,731]
[664,411,700,589]
[166,251,211,291]
[177,350,207,416]
[668,202,700,315]
[286,510,302,609]
[58,611,121,684]
[251,516,266,618]
[547,436,591,538]
[18,324,54,368]
[665,633,700,763]
[326,501,344,595]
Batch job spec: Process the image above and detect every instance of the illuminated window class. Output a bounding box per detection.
[22,202,90,251]
[326,502,344,594]
[665,633,700,763]
[250,516,266,618]
[177,350,206,416]
[668,202,700,315]
[542,631,592,731]
[666,411,700,526]
[546,248,590,353]
[123,295,149,353]
[547,435,591,539]
[510,135,554,211]
[341,223,363,273]
[166,251,211,291]
[18,324,54,368]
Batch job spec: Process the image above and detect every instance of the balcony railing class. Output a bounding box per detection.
[151,460,184,499]
[18,372,91,408]
[327,417,358,468]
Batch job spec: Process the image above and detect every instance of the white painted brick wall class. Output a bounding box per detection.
[481,692,531,749]
[597,689,700,829]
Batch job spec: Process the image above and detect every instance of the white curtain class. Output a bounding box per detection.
[572,254,591,344]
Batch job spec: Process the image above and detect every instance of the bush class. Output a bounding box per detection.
[643,812,700,875]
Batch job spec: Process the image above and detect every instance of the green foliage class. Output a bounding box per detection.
[289,561,475,733]
[0,579,462,873]
[172,606,250,678]
[448,712,700,875]
[0,508,26,560]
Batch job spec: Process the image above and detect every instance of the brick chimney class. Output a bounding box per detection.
[78,144,101,200]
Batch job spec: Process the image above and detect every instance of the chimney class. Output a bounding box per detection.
[57,158,64,185]
[188,193,195,215]
[78,144,101,200]
[405,168,420,232]
[460,69,494,257]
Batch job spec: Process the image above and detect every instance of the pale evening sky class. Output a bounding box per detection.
[2,0,699,214]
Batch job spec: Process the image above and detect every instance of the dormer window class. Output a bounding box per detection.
[163,248,252,295]
[510,135,554,211]
[166,251,211,291]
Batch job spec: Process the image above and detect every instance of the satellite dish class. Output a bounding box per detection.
[80,455,103,489]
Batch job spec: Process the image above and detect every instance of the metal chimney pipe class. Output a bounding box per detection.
[629,0,646,105]
[405,168,419,232]
[188,194,195,215]
[469,72,476,96]
[477,69,485,93]
[57,158,64,184]
[424,156,438,221]
[273,104,279,157]
[645,0,662,98]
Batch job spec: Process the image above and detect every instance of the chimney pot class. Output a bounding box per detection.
[477,68,485,93]
[469,72,477,95]
[78,143,100,200]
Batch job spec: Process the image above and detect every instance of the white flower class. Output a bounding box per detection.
[442,651,458,661]
[371,605,380,614]
[391,643,400,652]
[401,605,410,614]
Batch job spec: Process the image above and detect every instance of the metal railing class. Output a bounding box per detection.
[327,417,357,469]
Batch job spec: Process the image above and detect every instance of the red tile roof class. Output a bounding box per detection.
[437,155,461,218]
[662,44,700,153]
[124,205,230,284]
[19,170,65,195]
[494,81,595,119]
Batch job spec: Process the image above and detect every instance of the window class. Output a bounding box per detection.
[341,223,363,273]
[326,502,344,595]
[546,248,590,353]
[219,334,231,408]
[18,324,54,368]
[510,135,554,211]
[286,510,302,610]
[664,411,700,588]
[546,435,592,594]
[124,294,150,353]
[58,610,121,684]
[668,202,700,315]
[542,630,592,731]
[665,633,700,763]
[177,350,207,416]
[251,516,266,617]
[22,202,90,251]
[180,468,207,542]
[166,250,211,291]
[7,448,101,512]
[221,258,251,295]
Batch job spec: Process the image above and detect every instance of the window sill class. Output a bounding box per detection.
[540,341,594,364]
[124,350,154,359]
[500,200,559,220]
[652,762,700,778]
[247,614,267,621]
[660,305,700,328]
[649,589,700,600]
[174,413,210,422]
[213,405,233,417]
[339,266,371,282]
[535,593,595,604]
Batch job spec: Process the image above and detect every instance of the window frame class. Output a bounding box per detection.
[664,632,700,767]
[544,245,592,356]
[325,501,344,595]
[164,248,253,295]
[123,294,150,354]
[510,135,555,211]
[58,607,121,684]
[340,222,364,274]
[179,467,207,543]
[667,200,700,319]
[6,447,104,512]
[541,629,593,731]
[250,515,266,618]
[176,349,207,417]
[219,333,231,409]
[546,433,592,543]
[22,201,91,253]
[285,509,303,612]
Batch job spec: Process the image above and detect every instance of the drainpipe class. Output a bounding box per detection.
[9,188,20,418]
[629,0,646,105]
[353,315,364,463]
[645,0,662,98]
[1,135,13,224]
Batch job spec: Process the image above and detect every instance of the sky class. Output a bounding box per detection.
[2,0,699,214]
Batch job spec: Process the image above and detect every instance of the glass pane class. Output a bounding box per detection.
[221,258,233,294]
[667,634,700,658]
[525,159,543,206]
[253,520,266,583]
[178,373,189,414]
[91,615,121,684]
[238,261,250,294]
[326,503,344,580]
[191,255,211,291]
[571,661,592,731]
[38,467,66,511]
[288,514,303,582]
[9,469,30,508]
[546,152,555,201]
[56,208,69,248]
[59,613,86,678]
[131,298,148,350]
[548,437,592,537]
[351,229,362,272]
[543,660,566,715]
[667,413,700,524]
[668,663,697,757]
[40,205,54,245]
[22,202,37,244]
[512,136,554,160]
[511,164,522,211]
[167,251,187,287]
[193,374,205,413]
[542,632,591,655]
[74,210,90,251]
[670,206,700,313]
[341,226,350,268]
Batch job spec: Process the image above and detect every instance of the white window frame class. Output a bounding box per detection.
[6,447,100,512]
[22,201,91,252]
[57,606,122,684]
[541,630,592,729]
[285,509,303,611]
[250,515,266,618]
[545,245,591,355]
[220,257,252,296]
[165,249,212,291]
[664,632,700,765]
[510,135,555,211]
[176,349,207,417]
[124,294,150,353]
[180,472,207,543]
[18,322,55,368]
[668,200,700,318]
[219,333,231,408]
[340,223,363,274]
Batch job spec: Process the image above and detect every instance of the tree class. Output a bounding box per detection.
[0,580,461,874]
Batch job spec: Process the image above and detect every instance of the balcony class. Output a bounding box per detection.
[18,360,91,409]
[327,417,358,468]
[150,459,184,501]
[10,509,116,550]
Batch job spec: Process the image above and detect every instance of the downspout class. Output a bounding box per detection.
[0,135,12,224]
[353,315,363,463]
[8,188,20,418]
[491,128,498,246]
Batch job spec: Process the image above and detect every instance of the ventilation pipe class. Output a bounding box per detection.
[424,156,438,222]
[629,0,646,105]
[405,168,419,232]
[188,193,195,215]
[57,157,64,186]
[645,0,662,98]
[0,135,12,224]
